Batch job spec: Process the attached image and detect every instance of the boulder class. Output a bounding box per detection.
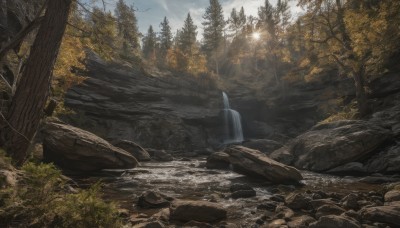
[315,204,346,219]
[285,193,312,210]
[309,215,360,228]
[146,149,173,162]
[384,190,400,203]
[113,140,151,161]
[326,162,367,176]
[224,146,303,183]
[361,203,400,226]
[287,215,316,228]
[365,143,400,173]
[138,191,173,208]
[169,200,227,223]
[242,139,282,155]
[271,120,392,172]
[42,122,138,171]
[206,152,230,169]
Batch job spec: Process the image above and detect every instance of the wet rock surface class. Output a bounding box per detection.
[71,159,400,227]
[113,140,151,161]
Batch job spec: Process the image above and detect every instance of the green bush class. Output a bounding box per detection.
[0,162,123,228]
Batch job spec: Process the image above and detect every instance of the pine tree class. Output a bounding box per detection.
[158,16,173,67]
[115,0,140,57]
[179,13,197,54]
[202,0,225,74]
[228,7,246,36]
[142,25,157,62]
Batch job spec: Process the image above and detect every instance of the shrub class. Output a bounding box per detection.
[0,162,123,228]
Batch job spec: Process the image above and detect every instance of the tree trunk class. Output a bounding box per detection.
[0,0,72,165]
[353,66,369,116]
[0,0,7,46]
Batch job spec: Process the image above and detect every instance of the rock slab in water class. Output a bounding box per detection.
[138,191,173,208]
[361,203,400,226]
[169,200,227,223]
[271,120,392,172]
[146,149,173,162]
[42,122,138,171]
[224,146,303,183]
[113,140,151,161]
[206,152,230,169]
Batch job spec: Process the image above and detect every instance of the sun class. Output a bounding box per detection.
[252,32,261,40]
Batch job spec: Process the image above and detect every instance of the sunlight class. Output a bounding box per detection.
[252,32,261,41]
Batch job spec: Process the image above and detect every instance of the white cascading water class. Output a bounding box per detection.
[222,92,244,144]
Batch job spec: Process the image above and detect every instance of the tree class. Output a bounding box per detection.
[86,7,117,60]
[202,0,225,74]
[179,13,197,54]
[0,0,73,165]
[227,7,246,36]
[115,0,140,57]
[298,0,400,115]
[142,25,157,62]
[158,16,173,67]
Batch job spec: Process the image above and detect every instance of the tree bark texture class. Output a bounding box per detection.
[1,0,72,165]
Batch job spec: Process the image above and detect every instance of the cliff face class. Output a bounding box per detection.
[64,53,360,151]
[64,53,224,151]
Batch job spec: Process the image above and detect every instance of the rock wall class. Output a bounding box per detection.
[63,53,224,151]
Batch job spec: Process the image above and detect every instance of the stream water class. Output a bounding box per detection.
[73,158,382,226]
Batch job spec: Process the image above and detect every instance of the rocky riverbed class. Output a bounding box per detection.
[71,158,400,227]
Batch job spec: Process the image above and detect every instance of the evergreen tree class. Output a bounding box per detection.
[202,0,225,74]
[142,25,157,61]
[158,16,173,67]
[179,13,197,54]
[115,0,140,56]
[228,7,246,36]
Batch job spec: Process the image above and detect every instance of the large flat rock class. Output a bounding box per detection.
[42,122,138,171]
[270,120,392,172]
[223,146,303,183]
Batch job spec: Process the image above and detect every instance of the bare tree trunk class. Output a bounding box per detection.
[0,0,72,165]
[353,65,369,116]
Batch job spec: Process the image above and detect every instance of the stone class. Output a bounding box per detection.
[311,199,338,210]
[384,190,400,203]
[42,122,138,171]
[132,221,165,228]
[315,204,346,219]
[326,162,367,175]
[287,215,316,228]
[113,140,151,161]
[183,221,213,228]
[242,139,283,155]
[223,146,303,183]
[342,210,361,223]
[169,200,227,223]
[309,215,360,228]
[361,204,400,226]
[270,120,392,172]
[231,190,256,199]
[285,193,312,210]
[342,193,360,210]
[229,183,254,192]
[206,152,230,169]
[146,149,173,162]
[269,219,287,228]
[151,208,170,221]
[359,176,400,184]
[365,144,400,174]
[270,194,285,202]
[138,191,173,208]
[257,201,278,211]
[275,205,294,219]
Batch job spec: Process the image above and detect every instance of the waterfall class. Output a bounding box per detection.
[222,92,244,144]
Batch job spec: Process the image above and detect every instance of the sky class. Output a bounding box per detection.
[97,0,303,40]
